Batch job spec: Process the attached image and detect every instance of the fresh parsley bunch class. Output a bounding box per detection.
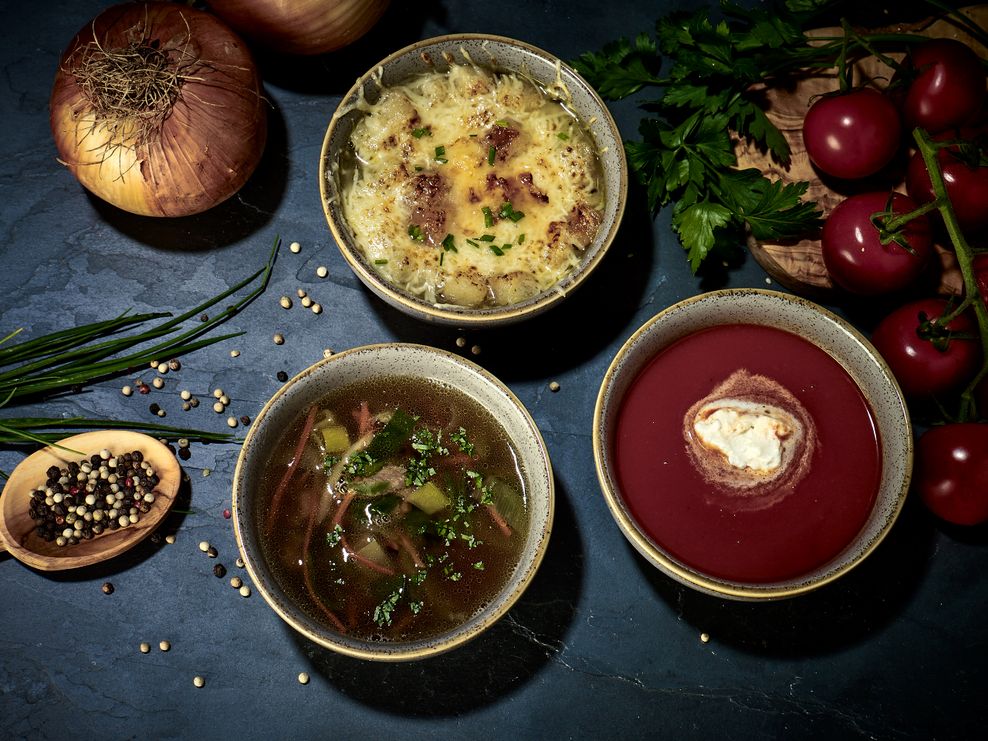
[574,2,836,271]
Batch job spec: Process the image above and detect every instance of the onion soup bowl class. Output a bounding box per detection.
[232,343,554,660]
[319,34,627,327]
[593,289,912,601]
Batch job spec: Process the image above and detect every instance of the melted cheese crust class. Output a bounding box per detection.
[340,64,605,308]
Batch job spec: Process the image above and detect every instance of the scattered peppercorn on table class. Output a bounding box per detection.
[1,1,986,739]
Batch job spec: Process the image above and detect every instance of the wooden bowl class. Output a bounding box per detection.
[0,431,181,571]
[735,5,988,297]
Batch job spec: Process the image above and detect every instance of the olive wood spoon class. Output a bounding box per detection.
[0,431,180,571]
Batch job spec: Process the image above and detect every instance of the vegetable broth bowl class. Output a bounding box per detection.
[592,289,912,601]
[319,33,627,327]
[232,343,554,660]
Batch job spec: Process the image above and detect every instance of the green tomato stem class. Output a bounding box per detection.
[913,127,988,421]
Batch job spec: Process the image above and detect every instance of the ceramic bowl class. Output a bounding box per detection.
[232,343,554,660]
[593,289,912,600]
[0,430,181,571]
[319,33,627,326]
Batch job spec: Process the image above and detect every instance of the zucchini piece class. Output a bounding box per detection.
[355,538,390,568]
[407,481,450,515]
[488,477,526,530]
[319,424,350,453]
[365,408,416,460]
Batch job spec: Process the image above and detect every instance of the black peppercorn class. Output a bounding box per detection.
[102,582,114,595]
[213,563,227,578]
[276,371,288,382]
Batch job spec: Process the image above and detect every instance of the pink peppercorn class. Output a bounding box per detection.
[223,508,231,520]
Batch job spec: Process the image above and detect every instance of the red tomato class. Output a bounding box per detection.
[821,192,933,295]
[870,297,981,397]
[902,39,987,134]
[803,88,901,180]
[975,254,988,310]
[905,129,988,235]
[915,423,988,525]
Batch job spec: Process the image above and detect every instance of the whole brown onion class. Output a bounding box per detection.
[206,0,390,56]
[49,2,267,217]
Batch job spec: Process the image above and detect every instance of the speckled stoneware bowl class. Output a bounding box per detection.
[319,33,627,326]
[232,343,554,660]
[593,289,912,601]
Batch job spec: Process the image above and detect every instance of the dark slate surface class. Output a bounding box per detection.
[1,1,985,739]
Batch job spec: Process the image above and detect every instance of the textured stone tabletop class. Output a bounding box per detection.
[0,1,984,738]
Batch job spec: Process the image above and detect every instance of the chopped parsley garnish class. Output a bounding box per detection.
[473,561,485,570]
[324,454,340,469]
[482,206,494,228]
[346,451,377,477]
[487,145,496,166]
[405,456,436,487]
[373,584,403,627]
[434,145,447,164]
[498,201,525,222]
[450,427,475,456]
[408,224,425,242]
[325,524,343,547]
[443,564,463,582]
[409,600,423,615]
[411,127,431,138]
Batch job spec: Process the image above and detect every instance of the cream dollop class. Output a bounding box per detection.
[683,369,818,512]
[692,401,793,473]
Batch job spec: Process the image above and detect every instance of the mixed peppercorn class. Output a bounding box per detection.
[28,449,160,546]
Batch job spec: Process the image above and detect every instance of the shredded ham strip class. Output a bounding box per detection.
[265,405,319,534]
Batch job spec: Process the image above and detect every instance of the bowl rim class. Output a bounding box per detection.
[231,341,555,660]
[592,288,913,600]
[318,32,628,327]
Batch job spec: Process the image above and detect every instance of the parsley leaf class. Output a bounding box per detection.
[571,34,662,99]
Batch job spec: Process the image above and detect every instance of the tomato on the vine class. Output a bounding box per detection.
[901,39,987,134]
[870,297,981,397]
[915,423,988,526]
[905,128,988,235]
[802,88,901,180]
[821,192,933,295]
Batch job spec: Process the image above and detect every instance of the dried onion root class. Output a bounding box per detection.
[49,2,267,217]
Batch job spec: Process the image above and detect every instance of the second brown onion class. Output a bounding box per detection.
[206,0,390,56]
[49,2,267,217]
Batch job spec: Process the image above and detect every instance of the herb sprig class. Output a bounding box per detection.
[571,1,942,271]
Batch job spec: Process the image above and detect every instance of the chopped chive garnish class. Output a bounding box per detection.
[557,131,570,141]
[479,234,496,242]
[414,165,424,172]
[498,201,525,222]
[412,127,430,138]
[518,233,526,244]
[482,206,494,228]
[490,245,504,256]
[487,146,496,166]
[466,238,480,248]
[374,259,388,265]
[469,133,478,138]
[439,252,445,266]
[434,145,447,164]
[441,234,457,252]
[502,243,512,251]
[408,224,425,242]
[495,119,508,127]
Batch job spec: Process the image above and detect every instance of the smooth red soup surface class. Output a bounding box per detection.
[614,324,881,583]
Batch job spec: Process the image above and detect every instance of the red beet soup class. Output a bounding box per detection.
[614,324,881,583]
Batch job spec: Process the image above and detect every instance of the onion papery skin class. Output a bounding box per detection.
[206,0,390,56]
[49,3,267,217]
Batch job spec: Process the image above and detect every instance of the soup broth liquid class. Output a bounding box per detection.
[255,376,529,643]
